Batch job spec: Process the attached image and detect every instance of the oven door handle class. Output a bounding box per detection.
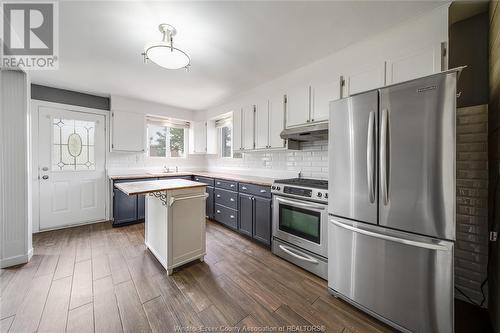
[279,245,319,264]
[275,197,325,210]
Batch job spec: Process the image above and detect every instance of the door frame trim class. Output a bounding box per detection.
[30,99,110,233]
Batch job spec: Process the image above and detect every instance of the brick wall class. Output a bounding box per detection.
[456,105,489,306]
[489,1,500,331]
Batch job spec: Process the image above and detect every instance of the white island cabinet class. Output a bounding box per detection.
[115,179,208,275]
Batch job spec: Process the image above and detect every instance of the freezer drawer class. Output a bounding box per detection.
[272,238,327,279]
[328,217,453,333]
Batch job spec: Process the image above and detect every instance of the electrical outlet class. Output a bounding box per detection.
[490,231,498,242]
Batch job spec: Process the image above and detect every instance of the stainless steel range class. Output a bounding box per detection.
[271,178,328,279]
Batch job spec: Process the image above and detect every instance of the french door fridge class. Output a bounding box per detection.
[328,70,458,333]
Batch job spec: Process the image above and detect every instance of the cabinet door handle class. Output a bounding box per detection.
[216,194,221,198]
[230,184,235,188]
[260,189,266,193]
[230,198,235,202]
[216,210,221,214]
[241,186,247,190]
[230,215,235,219]
[216,182,221,185]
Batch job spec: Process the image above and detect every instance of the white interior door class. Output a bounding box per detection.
[38,107,106,230]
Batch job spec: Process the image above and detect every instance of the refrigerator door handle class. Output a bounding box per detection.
[367,111,375,203]
[380,108,389,205]
[275,196,326,211]
[330,219,452,251]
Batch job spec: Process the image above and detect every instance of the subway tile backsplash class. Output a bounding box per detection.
[206,140,329,179]
[107,140,329,179]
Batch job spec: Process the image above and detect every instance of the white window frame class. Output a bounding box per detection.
[215,115,233,158]
[146,117,189,158]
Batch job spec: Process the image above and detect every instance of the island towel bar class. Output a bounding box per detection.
[169,193,209,207]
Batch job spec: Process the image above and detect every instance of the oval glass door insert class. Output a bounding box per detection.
[67,133,83,157]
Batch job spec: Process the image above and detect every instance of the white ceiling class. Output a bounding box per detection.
[30,1,445,111]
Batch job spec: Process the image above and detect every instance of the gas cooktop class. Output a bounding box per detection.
[271,178,328,203]
[273,178,328,190]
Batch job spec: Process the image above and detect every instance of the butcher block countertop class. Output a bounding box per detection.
[109,171,275,186]
[114,179,207,195]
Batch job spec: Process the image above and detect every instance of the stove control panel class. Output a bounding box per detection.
[271,184,328,204]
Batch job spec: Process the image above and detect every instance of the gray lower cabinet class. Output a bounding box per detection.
[206,186,214,219]
[113,175,192,227]
[238,193,253,237]
[113,178,155,226]
[237,187,272,246]
[215,204,238,229]
[253,196,272,245]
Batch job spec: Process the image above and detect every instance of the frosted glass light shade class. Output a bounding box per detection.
[144,42,190,70]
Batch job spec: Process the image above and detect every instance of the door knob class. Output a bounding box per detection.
[42,175,49,180]
[42,166,49,171]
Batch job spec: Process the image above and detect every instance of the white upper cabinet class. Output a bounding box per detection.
[111,110,145,152]
[255,99,269,149]
[285,84,310,128]
[310,78,341,123]
[190,121,207,154]
[232,108,243,151]
[343,62,387,97]
[189,120,217,154]
[241,104,255,150]
[268,94,286,149]
[206,120,217,154]
[386,42,445,85]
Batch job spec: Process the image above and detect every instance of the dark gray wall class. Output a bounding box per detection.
[31,84,110,110]
[449,12,489,108]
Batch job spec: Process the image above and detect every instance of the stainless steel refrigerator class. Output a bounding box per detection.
[328,69,460,333]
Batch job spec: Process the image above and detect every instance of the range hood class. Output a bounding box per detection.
[280,122,328,142]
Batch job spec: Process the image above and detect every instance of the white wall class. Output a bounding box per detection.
[1,69,32,268]
[200,5,449,176]
[111,95,195,120]
[108,95,206,174]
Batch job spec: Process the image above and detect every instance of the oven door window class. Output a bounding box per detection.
[279,204,321,244]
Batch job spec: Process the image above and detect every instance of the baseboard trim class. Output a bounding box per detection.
[1,252,30,268]
[35,219,110,233]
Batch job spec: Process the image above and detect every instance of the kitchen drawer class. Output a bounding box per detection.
[193,175,214,186]
[214,188,238,210]
[215,179,238,191]
[239,182,271,198]
[214,204,238,229]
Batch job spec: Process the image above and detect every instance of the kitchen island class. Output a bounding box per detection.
[115,179,208,275]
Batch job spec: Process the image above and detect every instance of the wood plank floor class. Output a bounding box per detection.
[0,220,393,333]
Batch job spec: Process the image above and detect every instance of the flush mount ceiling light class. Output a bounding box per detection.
[142,24,191,70]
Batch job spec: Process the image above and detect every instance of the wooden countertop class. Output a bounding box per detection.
[193,172,274,186]
[114,179,207,196]
[109,172,193,180]
[110,171,275,186]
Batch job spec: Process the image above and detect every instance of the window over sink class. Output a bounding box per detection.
[146,117,189,158]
